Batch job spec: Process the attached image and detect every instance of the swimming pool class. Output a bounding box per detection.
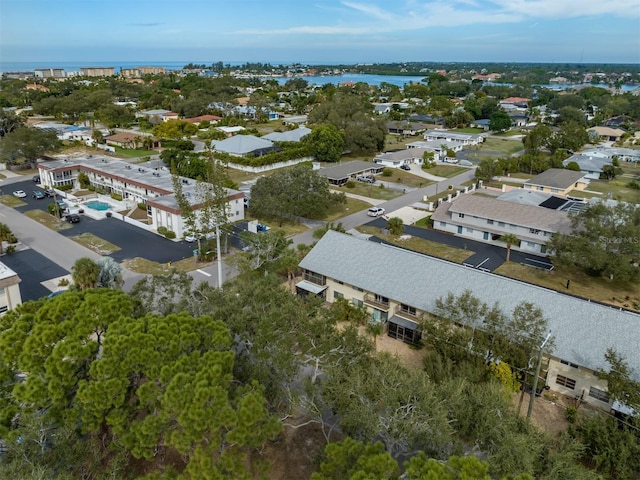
[85,200,111,211]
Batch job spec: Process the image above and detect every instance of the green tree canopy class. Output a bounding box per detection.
[489,110,512,132]
[305,123,345,162]
[548,201,640,282]
[311,438,400,480]
[0,126,59,165]
[250,163,345,225]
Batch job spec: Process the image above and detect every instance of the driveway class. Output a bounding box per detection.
[1,249,69,301]
[365,218,552,272]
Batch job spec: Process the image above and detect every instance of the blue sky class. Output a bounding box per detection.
[1,0,639,64]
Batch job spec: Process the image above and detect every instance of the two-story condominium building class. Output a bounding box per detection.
[298,231,639,412]
[80,67,115,77]
[423,130,484,146]
[0,262,22,315]
[37,156,244,238]
[431,194,572,255]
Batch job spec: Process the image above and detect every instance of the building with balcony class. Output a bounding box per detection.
[297,231,639,411]
[431,193,573,255]
[80,67,115,77]
[36,155,244,238]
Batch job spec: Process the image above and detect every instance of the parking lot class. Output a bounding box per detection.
[7,179,197,264]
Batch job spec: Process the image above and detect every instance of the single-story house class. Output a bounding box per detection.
[318,160,384,186]
[406,140,464,156]
[374,148,438,168]
[183,114,223,125]
[211,134,276,157]
[298,230,639,412]
[386,121,429,136]
[470,119,491,131]
[561,155,611,180]
[431,193,573,255]
[135,109,178,124]
[588,126,625,142]
[104,132,160,149]
[522,169,588,195]
[423,130,483,146]
[499,97,531,109]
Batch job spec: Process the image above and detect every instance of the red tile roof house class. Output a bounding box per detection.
[183,115,223,126]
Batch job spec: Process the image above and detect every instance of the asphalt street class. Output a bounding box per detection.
[0,248,68,300]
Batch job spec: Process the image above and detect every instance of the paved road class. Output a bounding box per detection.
[366,217,552,272]
[1,249,69,300]
[291,168,477,247]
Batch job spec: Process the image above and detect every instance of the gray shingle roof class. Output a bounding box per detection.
[318,161,382,181]
[562,155,611,173]
[524,169,586,189]
[212,135,274,155]
[442,194,573,233]
[299,231,640,379]
[263,126,311,142]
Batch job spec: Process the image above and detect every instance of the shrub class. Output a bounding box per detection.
[137,202,147,210]
[164,230,176,239]
[565,406,578,424]
[88,185,96,191]
[5,245,16,254]
[345,180,356,188]
[157,226,168,235]
[58,278,69,287]
[8,235,17,244]
[110,192,123,201]
[626,180,640,190]
[381,168,392,177]
[57,184,73,191]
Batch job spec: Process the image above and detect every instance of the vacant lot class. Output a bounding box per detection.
[480,137,524,155]
[23,209,71,231]
[568,179,640,204]
[70,232,121,255]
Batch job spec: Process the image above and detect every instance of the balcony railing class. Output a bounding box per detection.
[393,304,424,322]
[363,293,390,310]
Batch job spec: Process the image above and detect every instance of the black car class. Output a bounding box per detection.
[65,214,80,223]
[400,164,411,171]
[45,189,55,197]
[33,175,41,183]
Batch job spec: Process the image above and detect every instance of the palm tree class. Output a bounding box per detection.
[0,223,12,254]
[366,321,384,349]
[386,216,404,236]
[501,233,519,262]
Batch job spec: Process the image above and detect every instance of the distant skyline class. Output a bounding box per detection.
[1,0,639,65]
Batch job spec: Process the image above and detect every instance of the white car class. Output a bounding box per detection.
[12,190,27,198]
[367,206,385,217]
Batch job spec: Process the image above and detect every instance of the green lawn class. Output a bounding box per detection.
[325,197,372,222]
[492,130,524,137]
[339,182,403,201]
[114,147,157,158]
[568,180,640,203]
[424,165,470,178]
[0,195,27,208]
[70,232,121,255]
[23,210,72,231]
[356,225,475,264]
[479,137,525,155]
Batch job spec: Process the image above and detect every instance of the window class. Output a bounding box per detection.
[336,280,344,285]
[529,228,541,234]
[333,291,344,300]
[526,241,536,247]
[400,304,417,316]
[560,359,579,369]
[458,213,465,218]
[537,186,543,191]
[466,227,473,233]
[440,221,447,228]
[353,286,363,292]
[588,387,610,403]
[304,270,325,285]
[235,210,239,216]
[487,219,494,225]
[509,224,516,230]
[555,375,576,389]
[374,294,389,305]
[0,305,7,314]
[498,221,505,227]
[352,298,363,308]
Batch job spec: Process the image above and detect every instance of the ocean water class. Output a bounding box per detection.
[1,61,636,91]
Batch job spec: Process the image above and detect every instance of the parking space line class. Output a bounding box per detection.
[196,269,211,277]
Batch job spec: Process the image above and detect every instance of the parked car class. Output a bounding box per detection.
[32,175,40,183]
[57,200,67,210]
[32,190,45,199]
[12,190,26,198]
[400,164,411,171]
[45,189,55,197]
[65,213,80,223]
[357,175,376,183]
[367,206,386,217]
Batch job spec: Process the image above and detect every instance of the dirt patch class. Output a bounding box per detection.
[373,331,427,370]
[511,391,571,437]
[256,414,334,480]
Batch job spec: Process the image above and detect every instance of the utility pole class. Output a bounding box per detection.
[527,332,552,419]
